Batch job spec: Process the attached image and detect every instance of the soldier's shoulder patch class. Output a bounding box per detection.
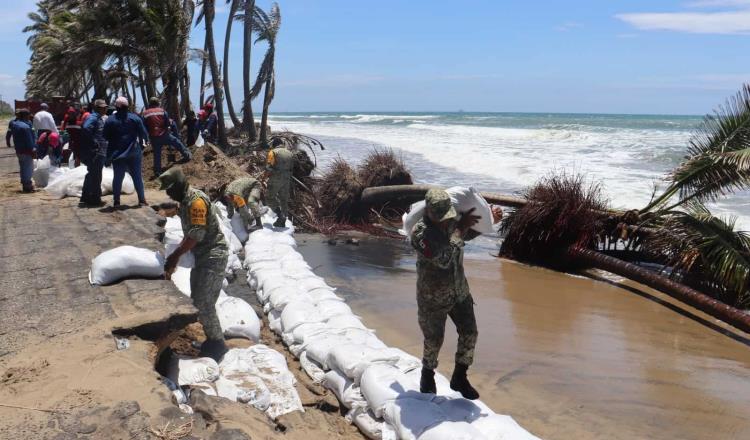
[232,194,246,208]
[190,198,208,226]
[267,150,276,167]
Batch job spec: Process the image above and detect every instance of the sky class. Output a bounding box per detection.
[0,0,749,114]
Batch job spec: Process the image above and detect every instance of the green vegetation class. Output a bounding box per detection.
[22,0,283,149]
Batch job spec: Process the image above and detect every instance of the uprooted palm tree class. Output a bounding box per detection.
[642,84,750,213]
[500,172,750,332]
[251,2,281,146]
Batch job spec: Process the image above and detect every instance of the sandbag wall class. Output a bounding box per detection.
[244,221,542,439]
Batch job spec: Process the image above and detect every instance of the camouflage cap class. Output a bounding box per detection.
[425,188,457,222]
[158,167,187,191]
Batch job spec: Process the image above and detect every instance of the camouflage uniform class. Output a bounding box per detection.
[179,187,228,342]
[225,177,262,229]
[265,147,294,223]
[411,201,478,371]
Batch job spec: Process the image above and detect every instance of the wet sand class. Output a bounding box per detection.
[296,233,750,440]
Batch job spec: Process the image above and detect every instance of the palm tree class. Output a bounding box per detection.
[241,0,258,140]
[251,2,281,146]
[197,0,229,147]
[222,0,242,128]
[642,85,750,213]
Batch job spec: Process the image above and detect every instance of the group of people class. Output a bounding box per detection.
[4,97,229,206]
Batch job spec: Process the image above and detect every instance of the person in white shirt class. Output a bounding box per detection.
[32,103,58,138]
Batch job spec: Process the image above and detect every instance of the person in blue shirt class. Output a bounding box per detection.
[103,97,148,208]
[6,109,37,192]
[80,99,109,207]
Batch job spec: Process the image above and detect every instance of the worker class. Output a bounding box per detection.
[103,96,148,208]
[265,146,294,228]
[222,177,264,232]
[160,167,228,362]
[182,110,199,147]
[80,99,109,207]
[201,103,217,142]
[410,189,482,400]
[143,97,191,176]
[6,109,36,192]
[62,102,82,166]
[32,103,58,139]
[37,131,62,166]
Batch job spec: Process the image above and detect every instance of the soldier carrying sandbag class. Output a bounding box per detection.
[265,145,294,228]
[222,176,264,232]
[411,188,482,400]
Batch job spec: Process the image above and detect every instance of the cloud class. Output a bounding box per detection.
[555,21,583,32]
[617,0,750,34]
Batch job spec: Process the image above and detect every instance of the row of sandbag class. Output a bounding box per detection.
[33,155,136,199]
[242,228,541,440]
[160,206,303,419]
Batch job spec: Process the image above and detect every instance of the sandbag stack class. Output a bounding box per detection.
[244,215,541,440]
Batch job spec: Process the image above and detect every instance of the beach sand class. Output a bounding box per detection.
[297,233,750,440]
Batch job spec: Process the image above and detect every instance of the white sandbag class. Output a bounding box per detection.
[280,301,320,332]
[195,132,205,147]
[230,213,250,243]
[168,356,220,386]
[279,251,304,263]
[268,309,283,334]
[359,364,452,418]
[246,345,304,418]
[226,253,243,275]
[269,289,313,312]
[324,368,367,409]
[400,186,494,237]
[308,287,344,303]
[316,299,353,317]
[171,266,192,296]
[89,246,165,285]
[218,349,272,410]
[383,397,447,440]
[100,167,135,195]
[305,329,386,370]
[299,277,332,292]
[45,165,87,198]
[349,408,388,440]
[32,156,51,187]
[418,422,489,440]
[470,414,541,440]
[299,351,327,383]
[248,260,281,273]
[288,322,328,346]
[325,314,367,331]
[281,259,311,272]
[328,345,403,381]
[216,295,261,342]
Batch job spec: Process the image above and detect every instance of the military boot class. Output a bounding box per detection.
[420,367,436,394]
[273,210,286,228]
[249,217,264,232]
[450,363,479,400]
[199,339,228,363]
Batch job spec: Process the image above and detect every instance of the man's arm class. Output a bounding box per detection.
[5,125,11,148]
[166,198,208,277]
[164,236,197,279]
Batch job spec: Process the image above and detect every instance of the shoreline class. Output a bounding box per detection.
[296,232,750,440]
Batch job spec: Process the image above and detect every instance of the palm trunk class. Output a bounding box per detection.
[199,36,208,107]
[180,65,191,115]
[204,0,229,148]
[223,0,241,129]
[126,59,138,109]
[569,246,750,334]
[242,0,257,140]
[259,77,272,146]
[137,69,148,108]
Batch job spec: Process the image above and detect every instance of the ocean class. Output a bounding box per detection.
[267,112,750,229]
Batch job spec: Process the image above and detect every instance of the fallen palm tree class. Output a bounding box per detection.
[499,172,750,333]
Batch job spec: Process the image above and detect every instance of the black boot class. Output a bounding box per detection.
[450,363,479,400]
[273,210,286,228]
[249,217,264,231]
[199,339,228,363]
[420,367,436,394]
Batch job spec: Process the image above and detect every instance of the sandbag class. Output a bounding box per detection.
[400,186,494,237]
[246,345,304,418]
[32,156,51,187]
[323,368,367,409]
[359,364,451,418]
[299,351,327,383]
[328,345,413,382]
[230,213,250,243]
[218,349,272,410]
[383,397,447,440]
[305,329,386,370]
[349,408,388,440]
[168,356,220,386]
[216,295,261,342]
[89,246,165,285]
[470,414,541,440]
[171,266,192,296]
[418,422,489,440]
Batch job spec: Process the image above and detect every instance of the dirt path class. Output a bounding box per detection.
[297,233,750,440]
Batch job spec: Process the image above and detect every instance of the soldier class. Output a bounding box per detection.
[410,188,481,400]
[159,167,229,362]
[222,177,264,232]
[265,146,294,228]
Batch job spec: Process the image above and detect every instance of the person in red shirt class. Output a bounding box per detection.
[61,102,82,166]
[142,97,191,176]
